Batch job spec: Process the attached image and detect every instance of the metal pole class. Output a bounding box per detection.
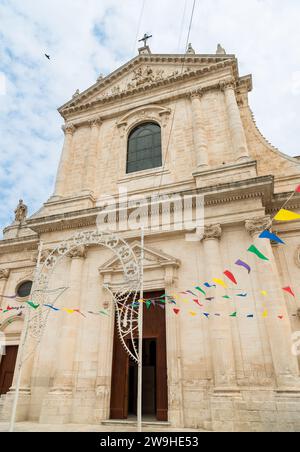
[9,241,44,432]
[137,227,144,433]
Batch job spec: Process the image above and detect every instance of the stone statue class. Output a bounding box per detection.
[14,199,28,223]
[72,89,80,98]
[186,43,195,55]
[216,43,226,55]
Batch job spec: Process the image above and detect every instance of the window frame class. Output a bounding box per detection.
[126,122,163,175]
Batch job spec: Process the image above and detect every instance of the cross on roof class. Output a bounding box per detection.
[138,33,152,47]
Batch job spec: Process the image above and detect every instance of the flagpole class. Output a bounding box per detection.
[137,227,144,433]
[9,240,43,433]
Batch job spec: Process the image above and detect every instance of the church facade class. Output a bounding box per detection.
[1,43,300,432]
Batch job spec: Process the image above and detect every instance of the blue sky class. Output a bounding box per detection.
[0,0,300,232]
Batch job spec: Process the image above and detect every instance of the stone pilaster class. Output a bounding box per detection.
[0,269,10,308]
[164,266,184,427]
[202,225,238,391]
[220,80,250,162]
[94,289,115,423]
[190,90,209,168]
[54,124,75,197]
[39,246,86,424]
[83,119,102,193]
[245,217,300,388]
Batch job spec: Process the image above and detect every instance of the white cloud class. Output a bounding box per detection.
[0,0,300,231]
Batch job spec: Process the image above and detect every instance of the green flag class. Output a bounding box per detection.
[27,301,40,310]
[195,287,206,296]
[247,245,269,261]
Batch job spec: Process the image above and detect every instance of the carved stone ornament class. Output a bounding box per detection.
[245,216,272,237]
[68,245,87,259]
[190,88,204,100]
[14,199,28,222]
[62,124,76,135]
[203,224,222,241]
[219,79,236,92]
[0,269,10,280]
[89,118,102,129]
[116,105,171,137]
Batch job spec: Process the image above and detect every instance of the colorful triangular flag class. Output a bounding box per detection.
[224,270,238,285]
[247,245,269,261]
[283,287,295,298]
[274,209,300,222]
[259,230,285,245]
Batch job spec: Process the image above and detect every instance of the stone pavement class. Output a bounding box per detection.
[0,421,206,433]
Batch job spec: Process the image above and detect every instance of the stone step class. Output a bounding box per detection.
[0,395,7,422]
[102,419,171,429]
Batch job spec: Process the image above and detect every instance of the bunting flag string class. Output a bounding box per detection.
[212,278,228,289]
[224,270,238,285]
[235,260,251,274]
[247,245,269,261]
[1,184,300,326]
[259,230,285,245]
[274,209,300,222]
[283,287,295,298]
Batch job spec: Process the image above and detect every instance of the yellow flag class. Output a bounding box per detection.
[213,278,228,289]
[189,311,197,317]
[274,209,300,222]
[261,291,267,296]
[63,308,74,314]
[262,309,268,318]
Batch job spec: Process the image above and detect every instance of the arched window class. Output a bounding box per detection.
[16,281,32,298]
[127,123,162,174]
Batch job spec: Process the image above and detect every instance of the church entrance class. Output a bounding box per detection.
[110,291,168,421]
[0,345,18,395]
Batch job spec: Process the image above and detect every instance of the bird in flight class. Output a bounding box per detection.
[45,54,51,60]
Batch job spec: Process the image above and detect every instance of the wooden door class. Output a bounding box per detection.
[0,346,18,395]
[110,291,168,421]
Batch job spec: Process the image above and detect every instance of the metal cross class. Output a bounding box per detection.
[139,33,152,47]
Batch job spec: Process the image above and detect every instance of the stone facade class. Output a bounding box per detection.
[1,45,300,432]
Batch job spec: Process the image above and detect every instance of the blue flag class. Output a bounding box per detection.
[259,230,285,245]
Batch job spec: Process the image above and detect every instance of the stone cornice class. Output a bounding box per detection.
[61,74,252,129]
[59,53,238,115]
[20,176,274,235]
[0,236,39,255]
[60,60,245,119]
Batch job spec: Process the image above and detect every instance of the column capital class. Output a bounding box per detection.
[0,268,10,280]
[245,216,272,237]
[89,117,102,129]
[68,245,87,260]
[203,224,222,241]
[219,79,236,93]
[62,123,76,135]
[190,88,204,100]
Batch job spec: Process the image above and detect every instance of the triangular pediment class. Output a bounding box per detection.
[59,53,236,116]
[98,241,180,275]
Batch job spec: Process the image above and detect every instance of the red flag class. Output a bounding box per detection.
[283,287,295,297]
[193,299,204,307]
[173,308,180,315]
[224,270,238,285]
[295,185,300,193]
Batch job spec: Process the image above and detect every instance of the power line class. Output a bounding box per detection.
[156,0,198,196]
